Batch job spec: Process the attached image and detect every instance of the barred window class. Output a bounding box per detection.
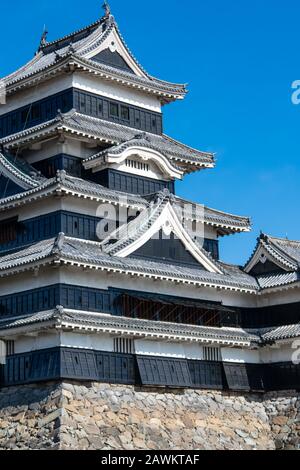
[203,346,221,362]
[5,340,15,356]
[125,159,149,172]
[114,338,134,354]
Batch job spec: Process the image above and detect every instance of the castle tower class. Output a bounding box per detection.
[0,4,299,451]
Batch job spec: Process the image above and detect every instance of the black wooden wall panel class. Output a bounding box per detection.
[1,349,60,386]
[133,231,206,267]
[0,284,113,319]
[0,348,300,391]
[95,351,136,384]
[188,360,224,389]
[223,363,251,391]
[88,169,174,195]
[264,362,300,391]
[0,285,60,318]
[136,355,192,388]
[0,210,107,255]
[0,88,163,139]
[0,89,73,138]
[33,154,82,178]
[91,49,135,74]
[61,349,98,381]
[241,303,300,329]
[246,364,265,392]
[73,89,163,135]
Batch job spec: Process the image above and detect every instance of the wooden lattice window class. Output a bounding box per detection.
[121,294,221,327]
[5,340,15,356]
[203,347,222,362]
[114,337,135,354]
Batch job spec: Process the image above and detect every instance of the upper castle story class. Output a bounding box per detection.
[0,3,217,198]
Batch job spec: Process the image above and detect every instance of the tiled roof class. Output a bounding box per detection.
[0,151,45,190]
[245,233,300,273]
[268,236,300,265]
[260,324,300,342]
[1,307,298,345]
[0,171,251,234]
[1,112,214,171]
[83,134,214,171]
[256,271,300,289]
[173,197,251,234]
[0,308,259,346]
[0,235,259,292]
[2,15,187,101]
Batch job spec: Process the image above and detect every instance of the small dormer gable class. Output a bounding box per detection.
[244,233,300,275]
[83,136,184,182]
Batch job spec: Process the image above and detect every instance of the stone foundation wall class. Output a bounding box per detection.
[0,382,299,450]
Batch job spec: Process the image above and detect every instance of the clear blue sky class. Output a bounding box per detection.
[1,0,299,265]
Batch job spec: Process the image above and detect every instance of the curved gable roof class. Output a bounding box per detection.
[2,13,187,102]
[244,233,300,274]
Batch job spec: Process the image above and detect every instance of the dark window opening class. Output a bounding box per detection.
[21,109,29,124]
[0,218,19,245]
[121,294,222,327]
[121,105,130,121]
[110,103,119,118]
[31,104,41,121]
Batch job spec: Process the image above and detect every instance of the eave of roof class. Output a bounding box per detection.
[2,15,187,102]
[0,151,45,190]
[0,172,252,235]
[1,111,215,171]
[0,308,258,347]
[0,235,259,293]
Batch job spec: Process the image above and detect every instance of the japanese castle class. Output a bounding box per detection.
[0,3,299,393]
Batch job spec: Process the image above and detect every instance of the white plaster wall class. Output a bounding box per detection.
[0,269,62,296]
[0,76,73,116]
[0,199,63,223]
[134,340,186,358]
[60,331,114,352]
[0,263,256,307]
[72,73,162,113]
[221,348,260,364]
[14,331,114,354]
[1,71,162,117]
[183,343,204,360]
[24,138,94,164]
[105,160,171,182]
[15,332,60,354]
[257,288,300,308]
[260,344,295,364]
[135,341,204,360]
